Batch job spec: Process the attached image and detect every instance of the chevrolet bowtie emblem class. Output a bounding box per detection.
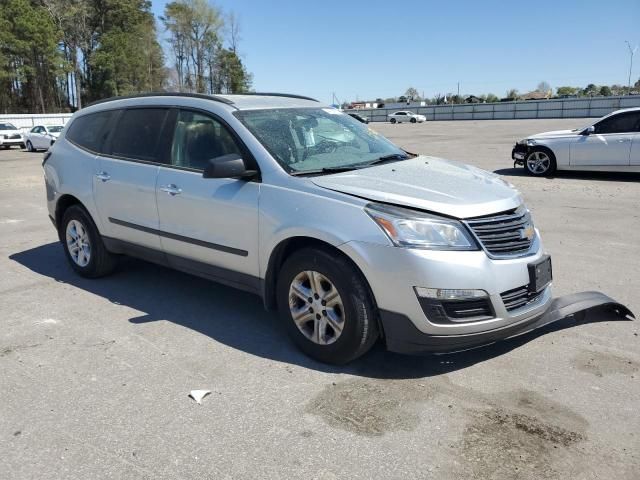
[520,224,535,241]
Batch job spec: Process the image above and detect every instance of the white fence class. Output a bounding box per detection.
[346,95,640,122]
[0,113,72,132]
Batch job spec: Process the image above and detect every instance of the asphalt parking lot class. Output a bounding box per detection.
[2,118,639,479]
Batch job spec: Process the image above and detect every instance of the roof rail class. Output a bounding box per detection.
[85,92,235,108]
[237,92,319,102]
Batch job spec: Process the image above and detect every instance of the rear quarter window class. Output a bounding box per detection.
[66,111,116,153]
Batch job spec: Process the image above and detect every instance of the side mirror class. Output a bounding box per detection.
[581,125,595,136]
[202,154,257,179]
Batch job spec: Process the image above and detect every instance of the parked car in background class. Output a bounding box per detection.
[388,111,426,124]
[0,122,25,149]
[512,107,640,176]
[348,112,369,124]
[25,125,65,152]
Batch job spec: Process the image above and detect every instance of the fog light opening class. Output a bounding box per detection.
[414,287,488,300]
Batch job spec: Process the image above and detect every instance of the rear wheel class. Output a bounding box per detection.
[390,118,396,124]
[277,248,379,364]
[60,205,117,278]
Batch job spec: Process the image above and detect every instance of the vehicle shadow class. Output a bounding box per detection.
[9,242,631,380]
[495,167,640,182]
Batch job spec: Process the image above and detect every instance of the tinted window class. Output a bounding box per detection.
[170,110,242,170]
[595,112,640,134]
[110,108,169,162]
[66,111,116,153]
[0,123,17,130]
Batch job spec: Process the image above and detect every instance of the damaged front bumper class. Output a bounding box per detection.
[380,291,634,354]
[512,143,529,166]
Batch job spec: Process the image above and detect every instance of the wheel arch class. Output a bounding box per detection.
[262,236,379,319]
[55,194,86,236]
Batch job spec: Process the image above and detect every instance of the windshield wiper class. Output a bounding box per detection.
[364,153,409,166]
[289,165,361,176]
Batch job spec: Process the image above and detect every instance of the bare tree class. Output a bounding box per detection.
[536,81,552,93]
[226,11,242,54]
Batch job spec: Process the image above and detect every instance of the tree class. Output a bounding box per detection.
[599,85,612,96]
[536,81,551,93]
[212,48,252,93]
[485,93,499,103]
[0,0,66,113]
[582,83,598,96]
[505,89,519,100]
[556,86,578,96]
[404,87,419,100]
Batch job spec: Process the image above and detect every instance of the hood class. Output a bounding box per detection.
[311,156,523,218]
[49,132,61,138]
[529,129,578,139]
[0,129,21,135]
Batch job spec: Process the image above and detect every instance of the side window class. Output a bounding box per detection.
[594,112,640,134]
[170,110,242,171]
[109,108,169,162]
[30,127,39,133]
[66,111,116,153]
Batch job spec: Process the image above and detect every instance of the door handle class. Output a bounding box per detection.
[160,184,182,196]
[617,139,630,143]
[95,171,111,182]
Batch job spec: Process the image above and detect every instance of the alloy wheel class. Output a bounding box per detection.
[288,270,345,345]
[526,151,550,175]
[66,219,91,267]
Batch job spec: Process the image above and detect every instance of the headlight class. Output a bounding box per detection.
[365,203,478,250]
[517,138,536,146]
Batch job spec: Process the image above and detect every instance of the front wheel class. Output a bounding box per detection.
[410,117,417,123]
[26,141,34,152]
[390,118,396,124]
[276,248,379,364]
[525,149,557,176]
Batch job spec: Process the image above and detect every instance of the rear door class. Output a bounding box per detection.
[155,108,260,289]
[93,107,173,252]
[571,111,639,166]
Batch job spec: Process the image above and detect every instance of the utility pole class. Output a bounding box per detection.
[625,40,638,94]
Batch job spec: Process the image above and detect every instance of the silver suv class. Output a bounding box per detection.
[44,93,557,364]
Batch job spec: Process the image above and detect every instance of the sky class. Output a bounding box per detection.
[150,0,640,104]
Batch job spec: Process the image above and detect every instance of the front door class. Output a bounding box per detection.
[155,109,260,288]
[571,111,640,166]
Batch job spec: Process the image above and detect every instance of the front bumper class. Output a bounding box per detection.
[512,143,528,164]
[380,291,634,354]
[0,136,24,146]
[341,238,552,337]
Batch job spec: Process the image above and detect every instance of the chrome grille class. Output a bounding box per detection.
[501,285,545,312]
[465,206,534,257]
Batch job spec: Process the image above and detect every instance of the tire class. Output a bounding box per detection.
[410,117,417,123]
[26,140,34,152]
[60,205,117,278]
[276,247,379,364]
[525,148,557,176]
[390,118,396,124]
[20,143,25,149]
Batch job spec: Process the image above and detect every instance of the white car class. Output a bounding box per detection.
[513,107,640,176]
[25,125,65,152]
[0,122,25,149]
[388,111,426,124]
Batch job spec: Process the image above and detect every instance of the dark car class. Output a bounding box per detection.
[348,113,369,124]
